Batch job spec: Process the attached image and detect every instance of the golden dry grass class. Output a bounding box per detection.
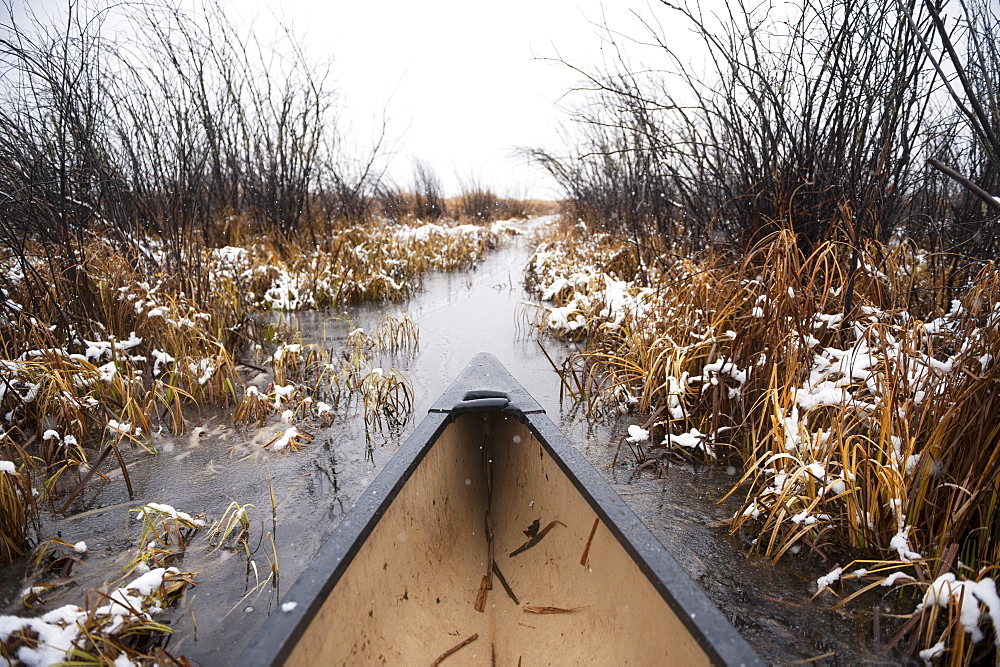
[0,450,33,563]
[527,221,1000,660]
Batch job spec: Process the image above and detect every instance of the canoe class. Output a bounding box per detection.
[243,353,762,665]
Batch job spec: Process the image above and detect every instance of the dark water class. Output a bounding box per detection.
[1,224,893,664]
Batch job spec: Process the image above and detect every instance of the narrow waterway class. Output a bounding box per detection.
[2,223,892,664]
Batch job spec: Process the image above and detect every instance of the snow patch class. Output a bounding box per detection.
[817,567,843,590]
[889,526,922,562]
[270,427,302,451]
[662,427,716,458]
[140,503,205,527]
[918,642,945,662]
[626,425,649,443]
[920,574,1000,644]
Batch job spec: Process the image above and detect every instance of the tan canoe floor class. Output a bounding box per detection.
[286,413,712,665]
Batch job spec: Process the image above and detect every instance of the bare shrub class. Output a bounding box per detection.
[531,0,988,258]
[0,0,387,331]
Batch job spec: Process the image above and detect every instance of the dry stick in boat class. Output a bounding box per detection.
[485,509,495,589]
[474,575,490,613]
[508,520,566,557]
[492,562,519,605]
[476,434,495,613]
[474,507,495,612]
[430,633,479,666]
[580,517,600,566]
[523,605,586,614]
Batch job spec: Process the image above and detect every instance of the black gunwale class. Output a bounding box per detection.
[240,353,761,666]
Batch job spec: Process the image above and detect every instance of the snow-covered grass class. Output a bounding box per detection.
[234,313,418,437]
[4,503,203,663]
[0,217,508,567]
[264,425,314,452]
[127,503,206,574]
[210,218,511,310]
[3,490,280,664]
[0,566,195,664]
[527,221,1000,661]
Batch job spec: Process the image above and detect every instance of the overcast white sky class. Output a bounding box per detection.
[17,0,705,199]
[224,0,687,198]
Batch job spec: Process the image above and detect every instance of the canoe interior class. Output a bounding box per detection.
[286,412,712,665]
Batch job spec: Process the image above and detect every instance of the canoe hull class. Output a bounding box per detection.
[244,354,760,666]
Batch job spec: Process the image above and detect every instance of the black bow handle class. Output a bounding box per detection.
[450,390,510,416]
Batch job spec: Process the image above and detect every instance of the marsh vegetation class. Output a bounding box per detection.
[527,0,1000,662]
[2,0,1000,663]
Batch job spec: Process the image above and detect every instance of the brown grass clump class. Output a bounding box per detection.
[360,368,414,433]
[527,221,1000,660]
[451,189,536,222]
[0,450,34,563]
[234,312,419,438]
[378,183,552,225]
[1,501,204,664]
[0,567,196,664]
[373,313,419,353]
[127,503,207,573]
